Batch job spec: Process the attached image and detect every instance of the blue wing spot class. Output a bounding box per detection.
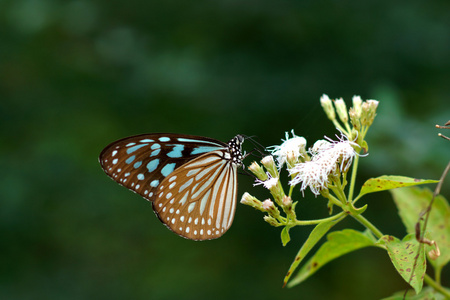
[137,173,145,180]
[159,137,170,142]
[134,161,142,168]
[151,144,161,150]
[126,144,148,154]
[147,159,159,172]
[125,155,136,164]
[167,145,184,158]
[161,163,176,177]
[140,139,154,143]
[150,180,159,187]
[150,149,161,157]
[191,146,222,155]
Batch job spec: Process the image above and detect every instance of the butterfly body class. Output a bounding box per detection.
[99,133,244,240]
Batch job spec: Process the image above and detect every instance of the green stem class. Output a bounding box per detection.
[348,153,359,202]
[292,211,347,226]
[434,264,442,285]
[424,274,450,298]
[351,214,383,239]
[324,192,344,208]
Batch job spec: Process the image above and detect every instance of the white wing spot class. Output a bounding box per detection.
[169,176,177,182]
[176,209,180,214]
[112,150,118,156]
[158,203,163,207]
[207,230,211,235]
[194,230,198,235]
[186,226,190,233]
[208,218,211,225]
[112,158,118,164]
[169,208,174,214]
[166,192,172,199]
[135,184,140,189]
[171,218,176,224]
[180,216,185,222]
[169,182,176,189]
[188,217,192,223]
[188,202,196,213]
[200,229,204,235]
[201,218,205,225]
[194,218,198,225]
[187,169,201,177]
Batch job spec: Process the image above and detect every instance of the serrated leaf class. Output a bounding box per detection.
[378,234,426,294]
[391,187,450,269]
[283,218,342,287]
[287,229,376,287]
[281,226,291,246]
[357,176,438,198]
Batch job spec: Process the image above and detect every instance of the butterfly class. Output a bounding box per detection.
[99,133,245,241]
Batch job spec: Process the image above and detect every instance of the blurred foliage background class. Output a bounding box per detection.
[1,0,449,299]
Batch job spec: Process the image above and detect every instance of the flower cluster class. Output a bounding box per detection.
[241,95,379,228]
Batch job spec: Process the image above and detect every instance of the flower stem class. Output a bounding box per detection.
[292,211,346,226]
[348,153,359,202]
[424,274,450,298]
[351,214,383,239]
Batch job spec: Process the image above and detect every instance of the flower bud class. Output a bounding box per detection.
[262,199,280,218]
[248,161,268,181]
[263,215,280,227]
[320,94,336,121]
[261,155,279,179]
[240,192,265,211]
[334,98,349,124]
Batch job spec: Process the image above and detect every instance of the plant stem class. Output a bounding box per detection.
[351,214,383,239]
[348,153,359,202]
[434,264,442,285]
[293,211,346,226]
[424,274,450,298]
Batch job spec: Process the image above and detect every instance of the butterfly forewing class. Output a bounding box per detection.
[99,133,227,201]
[99,133,244,240]
[153,150,238,240]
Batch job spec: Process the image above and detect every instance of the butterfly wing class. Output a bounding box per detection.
[153,150,238,240]
[99,133,228,201]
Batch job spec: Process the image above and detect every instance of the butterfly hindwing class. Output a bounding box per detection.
[153,150,238,240]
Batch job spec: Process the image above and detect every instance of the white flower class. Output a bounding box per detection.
[289,159,331,195]
[267,130,306,169]
[289,134,363,196]
[253,172,279,190]
[309,139,332,156]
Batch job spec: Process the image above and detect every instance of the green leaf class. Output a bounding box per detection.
[382,286,447,300]
[287,229,376,287]
[281,226,291,246]
[357,176,438,198]
[283,218,342,287]
[378,234,426,294]
[391,187,450,269]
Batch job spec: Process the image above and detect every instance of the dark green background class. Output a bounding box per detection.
[1,0,449,299]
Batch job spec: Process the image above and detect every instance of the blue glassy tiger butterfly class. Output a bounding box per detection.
[99,133,245,241]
